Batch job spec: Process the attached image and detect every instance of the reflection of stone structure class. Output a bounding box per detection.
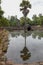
[0,29,9,62]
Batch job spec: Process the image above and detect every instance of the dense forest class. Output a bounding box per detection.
[0,12,43,27]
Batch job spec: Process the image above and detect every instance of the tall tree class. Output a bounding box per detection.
[9,16,20,27]
[32,14,39,25]
[20,0,31,30]
[0,0,10,27]
[20,0,31,17]
[38,14,43,25]
[0,0,4,17]
[20,0,31,52]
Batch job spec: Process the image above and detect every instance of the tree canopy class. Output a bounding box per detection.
[20,0,31,17]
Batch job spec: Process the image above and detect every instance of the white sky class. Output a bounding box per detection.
[1,0,43,19]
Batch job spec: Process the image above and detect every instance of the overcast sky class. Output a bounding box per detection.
[1,0,43,19]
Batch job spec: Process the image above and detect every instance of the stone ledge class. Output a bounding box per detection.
[0,61,43,65]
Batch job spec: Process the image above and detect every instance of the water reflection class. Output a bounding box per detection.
[32,31,43,39]
[20,46,31,61]
[6,31,43,63]
[20,32,31,61]
[11,31,43,39]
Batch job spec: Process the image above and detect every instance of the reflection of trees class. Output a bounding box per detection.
[22,31,32,37]
[32,33,36,39]
[20,32,31,61]
[11,31,32,37]
[11,31,43,40]
[11,32,20,37]
[32,31,43,39]
[0,29,9,62]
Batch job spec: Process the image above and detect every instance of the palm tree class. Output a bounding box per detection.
[20,0,31,30]
[20,0,31,17]
[20,0,31,60]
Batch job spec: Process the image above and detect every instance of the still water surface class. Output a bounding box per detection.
[6,31,43,63]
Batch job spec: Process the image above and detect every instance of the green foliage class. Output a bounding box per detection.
[20,0,31,8]
[0,0,10,27]
[32,14,43,25]
[20,17,31,26]
[20,14,43,26]
[20,0,31,17]
[0,9,4,17]
[38,14,43,25]
[9,16,20,27]
[0,17,10,27]
[32,15,38,25]
[0,6,4,17]
[9,20,17,27]
[0,0,43,27]
[20,17,25,26]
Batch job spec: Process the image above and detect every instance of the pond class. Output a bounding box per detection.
[5,31,43,63]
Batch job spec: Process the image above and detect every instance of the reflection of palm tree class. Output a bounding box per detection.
[20,32,31,61]
[20,46,31,61]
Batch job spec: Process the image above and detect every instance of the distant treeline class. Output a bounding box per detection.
[0,0,43,27]
[0,14,43,27]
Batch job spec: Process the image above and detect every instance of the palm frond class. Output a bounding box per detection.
[20,0,31,17]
